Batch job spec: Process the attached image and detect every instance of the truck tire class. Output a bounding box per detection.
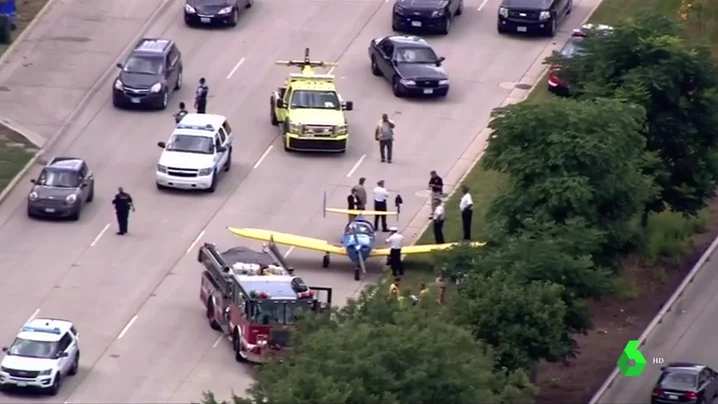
[207,298,221,331]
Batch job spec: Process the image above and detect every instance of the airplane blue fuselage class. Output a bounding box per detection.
[342,217,375,267]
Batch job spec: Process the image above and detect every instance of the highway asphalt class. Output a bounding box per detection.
[0,0,600,402]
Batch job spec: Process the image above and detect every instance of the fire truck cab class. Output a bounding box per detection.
[198,242,332,364]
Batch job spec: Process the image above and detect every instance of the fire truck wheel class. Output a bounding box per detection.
[354,268,360,281]
[207,298,221,331]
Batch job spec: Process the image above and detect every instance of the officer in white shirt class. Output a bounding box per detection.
[386,227,404,276]
[459,185,473,240]
[432,198,446,244]
[373,180,390,232]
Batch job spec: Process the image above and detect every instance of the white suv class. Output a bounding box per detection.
[0,318,80,396]
[156,113,233,193]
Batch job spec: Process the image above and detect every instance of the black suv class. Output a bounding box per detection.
[112,38,183,110]
[497,0,572,37]
[184,0,253,26]
[392,0,464,35]
[27,157,95,221]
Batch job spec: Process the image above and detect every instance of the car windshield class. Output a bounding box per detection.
[166,134,214,154]
[36,169,80,188]
[123,55,163,75]
[661,372,698,390]
[289,90,340,110]
[251,300,314,325]
[7,337,59,359]
[561,37,586,58]
[394,47,439,64]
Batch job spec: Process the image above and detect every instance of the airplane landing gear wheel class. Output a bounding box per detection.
[322,254,330,268]
[354,268,360,281]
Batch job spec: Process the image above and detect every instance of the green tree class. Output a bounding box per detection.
[452,268,572,372]
[203,290,534,404]
[555,13,718,218]
[482,97,653,265]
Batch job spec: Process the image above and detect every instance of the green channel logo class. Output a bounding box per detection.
[617,340,647,377]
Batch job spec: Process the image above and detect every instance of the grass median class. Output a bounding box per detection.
[0,0,49,195]
[401,0,718,401]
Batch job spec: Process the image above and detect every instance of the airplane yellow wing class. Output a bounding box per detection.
[227,227,346,255]
[325,208,398,216]
[371,241,486,257]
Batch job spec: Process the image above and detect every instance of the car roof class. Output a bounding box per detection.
[664,363,704,372]
[46,157,84,171]
[17,318,74,342]
[173,114,226,137]
[132,38,172,56]
[386,35,429,47]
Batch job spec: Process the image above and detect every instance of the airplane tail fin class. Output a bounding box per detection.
[325,208,398,216]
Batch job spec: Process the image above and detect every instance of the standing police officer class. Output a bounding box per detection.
[195,77,209,114]
[112,187,135,235]
[386,227,404,276]
[432,198,446,244]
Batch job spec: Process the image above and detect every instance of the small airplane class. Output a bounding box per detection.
[228,207,484,281]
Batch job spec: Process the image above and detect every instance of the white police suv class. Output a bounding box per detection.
[0,318,80,395]
[156,113,233,193]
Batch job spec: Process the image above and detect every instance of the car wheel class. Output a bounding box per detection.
[246,0,253,8]
[392,77,404,97]
[456,0,463,15]
[497,22,506,34]
[68,351,80,376]
[47,374,61,396]
[371,57,381,76]
[156,182,166,191]
[392,20,399,32]
[229,8,238,26]
[87,184,94,202]
[175,70,182,91]
[546,18,557,37]
[207,171,217,193]
[207,298,222,331]
[234,329,246,362]
[27,206,34,218]
[158,91,168,110]
[224,148,232,172]
[440,16,451,35]
[70,208,81,221]
[112,97,123,108]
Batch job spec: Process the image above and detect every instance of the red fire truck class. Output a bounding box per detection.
[198,241,332,363]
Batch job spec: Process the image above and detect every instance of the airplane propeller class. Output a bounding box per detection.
[349,224,366,275]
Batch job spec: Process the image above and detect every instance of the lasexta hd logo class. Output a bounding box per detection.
[617,340,647,377]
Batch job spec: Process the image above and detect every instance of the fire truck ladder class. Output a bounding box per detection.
[200,242,235,298]
[275,48,337,75]
[263,238,295,275]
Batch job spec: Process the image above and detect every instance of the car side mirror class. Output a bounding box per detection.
[276,98,284,108]
[391,59,398,66]
[30,179,36,184]
[1,347,7,352]
[343,101,354,111]
[157,141,166,148]
[436,56,445,66]
[58,352,69,358]
[80,183,88,188]
[116,63,123,69]
[217,146,227,153]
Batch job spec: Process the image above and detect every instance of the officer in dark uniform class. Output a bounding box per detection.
[174,102,188,123]
[195,77,209,114]
[112,187,135,235]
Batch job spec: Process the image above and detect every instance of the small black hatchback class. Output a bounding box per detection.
[497,0,572,37]
[651,362,718,404]
[112,38,184,110]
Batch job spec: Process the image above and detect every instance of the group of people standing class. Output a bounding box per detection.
[174,78,209,123]
[429,171,474,245]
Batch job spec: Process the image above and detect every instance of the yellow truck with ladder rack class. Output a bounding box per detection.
[270,48,354,153]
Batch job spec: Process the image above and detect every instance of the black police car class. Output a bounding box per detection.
[497,0,572,37]
[27,157,95,221]
[651,363,718,404]
[184,0,253,26]
[368,35,449,98]
[112,38,183,110]
[392,0,463,35]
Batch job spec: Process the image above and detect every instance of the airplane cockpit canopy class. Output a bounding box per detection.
[345,220,373,235]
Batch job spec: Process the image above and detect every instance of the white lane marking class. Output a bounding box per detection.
[253,145,273,169]
[477,0,488,11]
[186,229,206,254]
[328,66,336,75]
[90,223,110,247]
[226,57,246,79]
[346,154,366,177]
[212,335,223,348]
[117,315,138,340]
[27,308,40,323]
[284,246,295,258]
